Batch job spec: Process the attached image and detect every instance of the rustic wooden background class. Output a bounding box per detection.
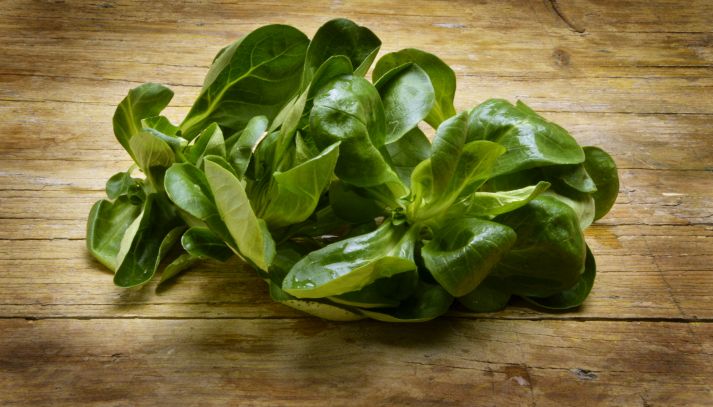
[1,0,712,405]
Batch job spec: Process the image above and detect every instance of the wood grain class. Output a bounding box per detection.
[1,0,712,405]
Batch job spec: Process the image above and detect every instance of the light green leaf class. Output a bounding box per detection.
[204,159,275,270]
[86,197,143,270]
[113,83,174,161]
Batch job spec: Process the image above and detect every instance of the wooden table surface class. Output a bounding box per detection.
[2,1,712,405]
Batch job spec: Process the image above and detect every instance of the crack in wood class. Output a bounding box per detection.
[547,0,586,34]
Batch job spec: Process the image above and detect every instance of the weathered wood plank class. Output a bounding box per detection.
[0,318,711,406]
[1,224,710,320]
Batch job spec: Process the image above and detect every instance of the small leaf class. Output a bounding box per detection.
[181,227,233,261]
[86,197,143,270]
[358,282,453,322]
[113,83,174,161]
[524,246,596,310]
[582,146,619,220]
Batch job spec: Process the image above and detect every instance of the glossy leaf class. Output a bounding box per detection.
[330,270,419,308]
[204,159,275,270]
[310,75,401,186]
[583,146,619,220]
[105,169,145,204]
[180,25,310,139]
[282,221,419,298]
[373,48,456,128]
[422,219,516,296]
[304,18,381,81]
[373,63,435,143]
[467,99,584,177]
[86,197,143,270]
[113,83,174,161]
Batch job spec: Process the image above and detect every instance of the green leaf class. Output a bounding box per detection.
[282,221,419,298]
[186,123,226,167]
[422,219,516,297]
[228,115,269,178]
[541,190,595,230]
[181,227,233,261]
[163,162,231,241]
[258,142,340,228]
[373,63,435,143]
[86,197,143,270]
[583,146,619,220]
[304,18,381,81]
[113,83,174,161]
[105,169,145,204]
[329,270,419,308]
[204,158,275,270]
[467,99,584,177]
[180,25,310,139]
[454,181,550,218]
[129,130,175,174]
[408,113,506,222]
[489,195,587,297]
[383,127,431,187]
[141,115,179,137]
[159,253,200,284]
[310,74,406,198]
[373,48,456,128]
[269,281,365,321]
[113,194,184,287]
[358,282,453,322]
[328,180,386,223]
[457,278,511,313]
[523,245,596,310]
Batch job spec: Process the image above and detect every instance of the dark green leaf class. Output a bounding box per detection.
[304,18,380,81]
[457,279,511,312]
[228,115,269,178]
[373,48,456,128]
[467,99,584,177]
[186,123,226,167]
[181,227,233,261]
[383,127,431,187]
[359,281,453,322]
[583,146,619,220]
[523,246,596,310]
[489,195,587,297]
[373,63,434,143]
[113,194,184,287]
[159,253,200,284]
[422,218,516,296]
